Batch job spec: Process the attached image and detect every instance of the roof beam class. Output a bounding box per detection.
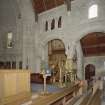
[54,0,57,7]
[83,44,105,48]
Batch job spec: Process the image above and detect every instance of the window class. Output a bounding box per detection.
[88,4,98,19]
[45,21,48,31]
[58,16,62,28]
[51,19,55,30]
[7,32,13,48]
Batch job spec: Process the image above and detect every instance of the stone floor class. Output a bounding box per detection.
[101,94,105,105]
[101,101,105,105]
[101,80,105,105]
[31,83,63,93]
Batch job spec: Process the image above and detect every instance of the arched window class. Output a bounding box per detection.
[58,16,62,28]
[7,32,13,48]
[88,4,98,19]
[51,19,55,30]
[45,21,48,31]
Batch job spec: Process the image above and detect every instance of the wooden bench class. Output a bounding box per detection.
[80,89,101,105]
[87,89,101,105]
[32,83,80,105]
[80,92,92,105]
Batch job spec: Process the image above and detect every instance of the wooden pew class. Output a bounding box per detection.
[32,83,80,105]
[80,92,92,105]
[87,89,101,105]
[80,89,101,105]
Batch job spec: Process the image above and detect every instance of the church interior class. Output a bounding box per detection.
[0,0,105,105]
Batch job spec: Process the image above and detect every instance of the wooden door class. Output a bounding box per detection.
[85,64,95,80]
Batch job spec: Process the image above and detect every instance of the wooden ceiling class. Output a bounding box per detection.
[81,32,105,57]
[32,0,74,13]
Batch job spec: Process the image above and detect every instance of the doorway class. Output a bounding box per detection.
[85,64,95,81]
[48,39,66,82]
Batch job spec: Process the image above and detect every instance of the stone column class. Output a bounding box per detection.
[65,41,76,82]
[44,44,48,63]
[76,41,84,80]
[65,41,76,59]
[34,43,42,73]
[19,0,37,72]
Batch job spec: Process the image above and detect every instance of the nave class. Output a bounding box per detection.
[0,69,103,105]
[1,0,105,105]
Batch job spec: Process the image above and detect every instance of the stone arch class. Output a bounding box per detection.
[70,24,105,79]
[76,25,105,42]
[41,35,66,47]
[40,35,66,63]
[48,39,66,63]
[75,25,105,79]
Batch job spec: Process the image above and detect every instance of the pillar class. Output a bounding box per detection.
[19,0,37,72]
[76,41,84,80]
[65,41,76,82]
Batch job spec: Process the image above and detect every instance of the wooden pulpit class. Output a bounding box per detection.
[0,70,31,105]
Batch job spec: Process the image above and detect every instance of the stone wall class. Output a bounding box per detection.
[0,0,22,68]
[18,0,38,72]
[37,0,105,78]
[84,56,105,76]
[1,0,105,78]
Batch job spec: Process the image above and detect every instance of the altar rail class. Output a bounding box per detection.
[32,83,80,105]
[31,73,51,84]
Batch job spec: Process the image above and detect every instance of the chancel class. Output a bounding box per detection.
[0,0,105,105]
